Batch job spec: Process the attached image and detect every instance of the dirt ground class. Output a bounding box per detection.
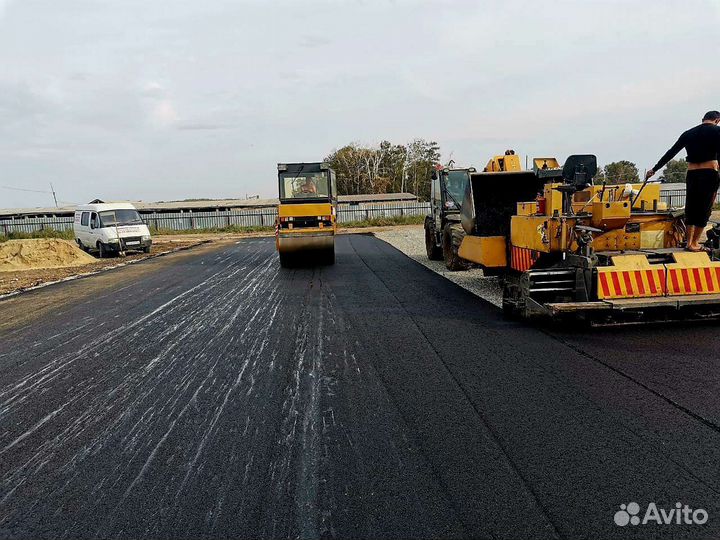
[4,215,719,299]
[0,225,422,298]
[0,237,206,296]
[0,239,97,272]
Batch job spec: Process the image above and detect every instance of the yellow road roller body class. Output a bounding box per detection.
[276,162,337,266]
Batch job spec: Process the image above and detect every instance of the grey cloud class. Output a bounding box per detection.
[299,35,332,48]
[0,0,718,209]
[0,82,48,126]
[176,122,239,131]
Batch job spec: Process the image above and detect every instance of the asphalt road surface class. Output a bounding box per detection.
[2,235,720,540]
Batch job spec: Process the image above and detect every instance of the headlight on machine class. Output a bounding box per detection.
[142,235,151,241]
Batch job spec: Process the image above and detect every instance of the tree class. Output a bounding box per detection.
[603,161,640,184]
[658,159,688,183]
[594,167,606,184]
[326,144,365,195]
[325,138,441,200]
[404,139,441,200]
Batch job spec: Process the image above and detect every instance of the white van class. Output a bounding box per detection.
[74,202,152,257]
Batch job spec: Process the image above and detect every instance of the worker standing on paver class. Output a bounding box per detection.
[646,111,720,252]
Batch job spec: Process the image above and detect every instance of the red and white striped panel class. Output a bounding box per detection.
[596,268,666,299]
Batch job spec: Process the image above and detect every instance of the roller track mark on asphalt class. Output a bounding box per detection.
[0,245,279,527]
[259,264,325,539]
[0,249,238,416]
[119,248,278,494]
[346,235,563,539]
[107,244,282,531]
[9,236,719,538]
[549,330,720,433]
[375,231,720,505]
[176,258,285,499]
[296,273,323,540]
[0,402,70,454]
[545,330,720,496]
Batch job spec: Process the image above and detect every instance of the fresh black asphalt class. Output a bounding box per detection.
[1,235,719,540]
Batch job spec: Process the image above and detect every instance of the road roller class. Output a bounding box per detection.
[276,162,337,267]
[458,154,720,324]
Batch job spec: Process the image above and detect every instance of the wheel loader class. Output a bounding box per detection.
[458,154,720,324]
[276,162,337,267]
[425,166,474,270]
[425,151,522,271]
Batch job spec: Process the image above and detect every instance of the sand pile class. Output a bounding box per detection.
[0,239,97,272]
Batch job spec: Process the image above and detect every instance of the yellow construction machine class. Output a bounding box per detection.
[458,154,720,324]
[425,151,524,270]
[483,149,523,172]
[276,162,337,267]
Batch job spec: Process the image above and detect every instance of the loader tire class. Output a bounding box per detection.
[424,218,442,261]
[443,224,470,271]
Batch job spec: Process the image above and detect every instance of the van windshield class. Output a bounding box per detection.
[99,209,143,227]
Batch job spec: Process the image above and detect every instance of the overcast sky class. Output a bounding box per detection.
[1,0,719,209]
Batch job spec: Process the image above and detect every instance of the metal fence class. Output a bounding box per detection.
[660,188,720,209]
[0,202,431,235]
[5,187,715,235]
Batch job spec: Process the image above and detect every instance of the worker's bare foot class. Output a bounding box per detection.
[686,245,708,252]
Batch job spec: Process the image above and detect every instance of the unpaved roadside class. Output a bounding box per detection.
[0,239,235,332]
[374,225,503,307]
[373,217,720,308]
[0,238,204,296]
[0,226,402,297]
[0,225,497,303]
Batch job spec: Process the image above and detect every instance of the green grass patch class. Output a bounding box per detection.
[0,228,74,243]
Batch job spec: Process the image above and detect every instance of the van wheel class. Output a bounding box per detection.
[77,239,86,252]
[97,242,107,259]
[143,246,151,254]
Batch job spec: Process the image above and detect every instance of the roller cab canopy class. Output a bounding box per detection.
[277,162,337,205]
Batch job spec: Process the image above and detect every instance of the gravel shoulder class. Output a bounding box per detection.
[374,213,720,308]
[374,225,503,307]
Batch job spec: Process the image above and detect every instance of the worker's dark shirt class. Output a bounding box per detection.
[653,123,720,171]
